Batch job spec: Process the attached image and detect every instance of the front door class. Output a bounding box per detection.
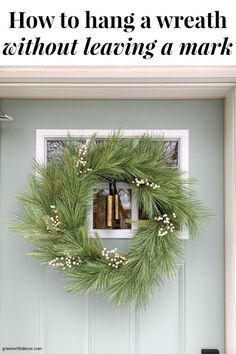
[0,99,224,354]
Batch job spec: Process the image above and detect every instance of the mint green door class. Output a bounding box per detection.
[0,99,224,354]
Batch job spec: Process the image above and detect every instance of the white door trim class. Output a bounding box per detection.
[225,86,236,354]
[0,66,235,354]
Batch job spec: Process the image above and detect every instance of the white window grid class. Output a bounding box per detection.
[36,129,189,239]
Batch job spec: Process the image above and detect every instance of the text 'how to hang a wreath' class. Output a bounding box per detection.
[1,10,233,60]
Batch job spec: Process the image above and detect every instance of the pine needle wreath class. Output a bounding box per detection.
[14,132,209,309]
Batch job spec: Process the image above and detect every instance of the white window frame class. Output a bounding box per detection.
[36,129,189,239]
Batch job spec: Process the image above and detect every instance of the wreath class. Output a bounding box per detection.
[14,133,208,309]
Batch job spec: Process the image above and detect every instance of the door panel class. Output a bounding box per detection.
[0,99,224,354]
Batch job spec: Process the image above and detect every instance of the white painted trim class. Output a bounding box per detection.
[0,66,236,83]
[36,129,189,239]
[0,82,234,99]
[225,86,236,354]
[2,66,236,353]
[0,66,235,99]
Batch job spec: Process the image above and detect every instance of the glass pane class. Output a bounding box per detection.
[46,138,179,167]
[164,140,179,168]
[93,187,132,230]
[46,139,87,163]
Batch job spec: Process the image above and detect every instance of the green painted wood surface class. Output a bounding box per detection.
[0,99,224,354]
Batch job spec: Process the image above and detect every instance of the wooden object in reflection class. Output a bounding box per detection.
[118,195,127,219]
[107,195,113,228]
[96,195,106,228]
[114,194,120,220]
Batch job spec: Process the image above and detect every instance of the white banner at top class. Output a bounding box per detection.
[0,0,235,65]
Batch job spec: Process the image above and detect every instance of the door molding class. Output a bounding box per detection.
[225,85,236,354]
[0,65,235,354]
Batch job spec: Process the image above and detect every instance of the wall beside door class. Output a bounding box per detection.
[0,99,224,354]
